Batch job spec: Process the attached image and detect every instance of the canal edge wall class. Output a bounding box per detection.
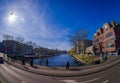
[70,54,88,65]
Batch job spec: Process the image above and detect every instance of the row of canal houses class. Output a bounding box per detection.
[0,40,35,56]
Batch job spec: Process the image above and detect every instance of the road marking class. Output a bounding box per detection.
[79,77,100,83]
[102,80,108,83]
[21,81,26,83]
[61,80,78,83]
[61,78,100,83]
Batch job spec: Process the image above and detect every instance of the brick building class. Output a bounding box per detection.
[93,21,120,55]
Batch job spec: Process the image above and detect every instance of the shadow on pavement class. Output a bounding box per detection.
[32,66,38,69]
[22,66,29,69]
[69,68,81,71]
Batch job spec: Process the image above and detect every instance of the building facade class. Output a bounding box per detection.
[86,46,93,55]
[93,21,120,55]
[0,42,5,53]
[3,40,18,54]
[2,40,34,56]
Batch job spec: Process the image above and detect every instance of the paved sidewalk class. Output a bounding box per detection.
[4,55,120,77]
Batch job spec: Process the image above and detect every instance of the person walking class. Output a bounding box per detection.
[46,59,48,66]
[66,61,69,70]
[30,60,33,66]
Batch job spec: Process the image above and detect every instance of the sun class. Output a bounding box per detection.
[8,13,16,23]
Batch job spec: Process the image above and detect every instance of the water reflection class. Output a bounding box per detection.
[33,54,83,67]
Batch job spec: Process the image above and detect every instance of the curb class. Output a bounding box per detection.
[4,57,120,77]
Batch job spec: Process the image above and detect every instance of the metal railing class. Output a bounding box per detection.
[33,61,83,67]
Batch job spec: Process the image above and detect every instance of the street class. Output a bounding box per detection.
[1,0,120,83]
[57,61,120,83]
[0,62,63,83]
[0,59,120,83]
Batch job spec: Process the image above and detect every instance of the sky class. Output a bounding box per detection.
[0,0,120,50]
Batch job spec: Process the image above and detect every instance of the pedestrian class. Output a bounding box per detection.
[22,59,25,65]
[66,61,69,70]
[46,59,48,66]
[30,60,33,66]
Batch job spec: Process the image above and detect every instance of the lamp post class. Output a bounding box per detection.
[3,43,6,59]
[108,43,111,62]
[117,48,120,56]
[99,43,103,61]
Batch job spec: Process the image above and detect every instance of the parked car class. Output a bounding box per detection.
[0,57,4,64]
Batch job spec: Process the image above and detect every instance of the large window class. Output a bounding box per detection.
[94,39,99,43]
[104,25,108,31]
[108,37,115,42]
[107,44,115,48]
[105,32,113,38]
[110,44,115,47]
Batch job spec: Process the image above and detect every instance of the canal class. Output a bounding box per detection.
[33,54,83,67]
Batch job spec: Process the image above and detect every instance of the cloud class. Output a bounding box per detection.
[0,0,71,50]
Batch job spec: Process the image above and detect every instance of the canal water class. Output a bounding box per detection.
[33,54,83,67]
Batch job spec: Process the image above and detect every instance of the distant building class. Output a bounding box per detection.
[86,46,93,55]
[3,40,18,54]
[93,20,120,55]
[2,40,34,56]
[18,43,34,56]
[0,42,5,53]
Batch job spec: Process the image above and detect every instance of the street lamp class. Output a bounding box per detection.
[116,48,118,56]
[108,43,111,62]
[3,43,6,59]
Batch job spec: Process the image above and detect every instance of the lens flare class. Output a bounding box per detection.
[8,13,16,23]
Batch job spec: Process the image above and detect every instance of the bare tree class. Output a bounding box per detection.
[31,42,37,48]
[15,36,24,43]
[3,34,14,40]
[69,29,89,57]
[16,44,22,56]
[25,41,37,48]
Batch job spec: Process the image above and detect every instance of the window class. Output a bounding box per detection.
[100,28,104,33]
[97,32,100,36]
[105,32,113,38]
[110,44,115,47]
[104,25,108,31]
[107,44,115,48]
[108,37,115,42]
[94,39,99,43]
